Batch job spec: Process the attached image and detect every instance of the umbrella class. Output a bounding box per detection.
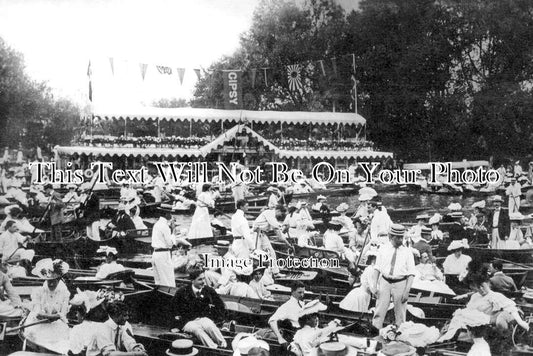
[359,187,377,197]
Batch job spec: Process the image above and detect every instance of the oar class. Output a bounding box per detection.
[3,318,51,336]
[494,257,532,270]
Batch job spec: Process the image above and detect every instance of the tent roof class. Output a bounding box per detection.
[200,124,279,154]
[277,149,393,160]
[91,107,365,126]
[54,146,205,158]
[403,160,490,171]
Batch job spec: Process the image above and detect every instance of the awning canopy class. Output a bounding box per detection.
[54,146,205,158]
[403,160,490,171]
[201,124,279,154]
[277,150,393,160]
[91,107,366,126]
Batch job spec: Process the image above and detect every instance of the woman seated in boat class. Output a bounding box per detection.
[0,205,44,233]
[415,252,444,281]
[352,194,371,221]
[188,183,215,239]
[249,266,274,300]
[468,201,485,229]
[25,259,71,343]
[407,214,430,244]
[215,254,258,299]
[443,240,472,280]
[95,246,125,279]
[290,301,339,356]
[267,186,281,208]
[507,213,525,246]
[0,262,23,317]
[428,214,444,242]
[446,267,529,339]
[443,203,465,223]
[129,205,147,230]
[349,218,367,252]
[334,203,356,241]
[339,250,378,313]
[322,221,356,268]
[311,195,329,214]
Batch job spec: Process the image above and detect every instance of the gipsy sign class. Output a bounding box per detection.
[223,70,242,109]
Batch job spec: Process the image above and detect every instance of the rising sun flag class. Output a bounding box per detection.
[286,64,303,92]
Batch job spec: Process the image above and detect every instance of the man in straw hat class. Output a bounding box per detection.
[372,224,416,329]
[172,268,227,349]
[487,195,509,249]
[166,339,199,356]
[368,196,392,245]
[86,301,147,356]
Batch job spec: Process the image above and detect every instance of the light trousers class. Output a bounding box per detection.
[152,251,176,287]
[183,317,225,348]
[372,277,408,329]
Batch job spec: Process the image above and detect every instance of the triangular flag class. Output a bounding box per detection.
[87,61,92,102]
[331,58,338,77]
[318,60,326,76]
[177,68,185,85]
[262,68,268,87]
[140,63,148,81]
[250,68,257,88]
[109,57,114,76]
[193,69,201,80]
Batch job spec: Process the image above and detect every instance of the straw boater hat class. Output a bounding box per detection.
[428,213,442,225]
[317,342,357,356]
[232,335,269,356]
[166,339,198,356]
[31,258,69,279]
[447,240,468,251]
[389,224,406,238]
[317,195,327,201]
[336,203,349,213]
[415,214,430,221]
[492,195,504,203]
[471,201,486,209]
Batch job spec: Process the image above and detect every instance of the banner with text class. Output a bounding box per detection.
[222,70,242,109]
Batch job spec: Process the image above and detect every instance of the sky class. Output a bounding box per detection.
[0,0,359,108]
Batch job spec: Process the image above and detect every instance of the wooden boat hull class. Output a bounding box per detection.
[468,247,533,263]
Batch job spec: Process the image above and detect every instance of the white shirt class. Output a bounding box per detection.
[492,209,501,228]
[268,296,305,328]
[0,230,26,260]
[253,209,280,231]
[231,209,253,242]
[151,217,175,249]
[506,183,521,198]
[268,194,279,208]
[370,209,392,241]
[70,320,98,354]
[86,318,143,356]
[442,253,472,275]
[375,244,416,278]
[467,338,491,356]
[323,230,346,255]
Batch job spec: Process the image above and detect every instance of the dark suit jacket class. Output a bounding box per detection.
[486,208,509,239]
[113,212,136,232]
[83,193,100,222]
[490,272,517,293]
[172,285,226,330]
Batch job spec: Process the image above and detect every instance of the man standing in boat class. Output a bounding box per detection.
[506,176,522,214]
[43,183,65,241]
[267,281,306,346]
[252,205,288,278]
[151,211,178,287]
[368,196,392,246]
[230,199,254,258]
[487,195,509,249]
[372,224,416,329]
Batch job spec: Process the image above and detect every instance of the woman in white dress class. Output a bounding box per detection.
[24,259,71,351]
[339,251,377,312]
[188,184,215,239]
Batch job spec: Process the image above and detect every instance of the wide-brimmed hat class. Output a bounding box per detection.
[428,214,441,225]
[31,258,69,279]
[358,194,372,202]
[509,212,525,221]
[317,195,327,201]
[492,195,504,203]
[471,201,486,210]
[447,240,468,251]
[318,342,349,356]
[415,214,430,220]
[336,203,349,213]
[69,288,105,312]
[232,335,269,356]
[421,226,432,237]
[96,246,118,256]
[266,187,279,193]
[389,224,405,238]
[327,221,343,231]
[447,203,462,211]
[298,300,327,318]
[166,339,198,356]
